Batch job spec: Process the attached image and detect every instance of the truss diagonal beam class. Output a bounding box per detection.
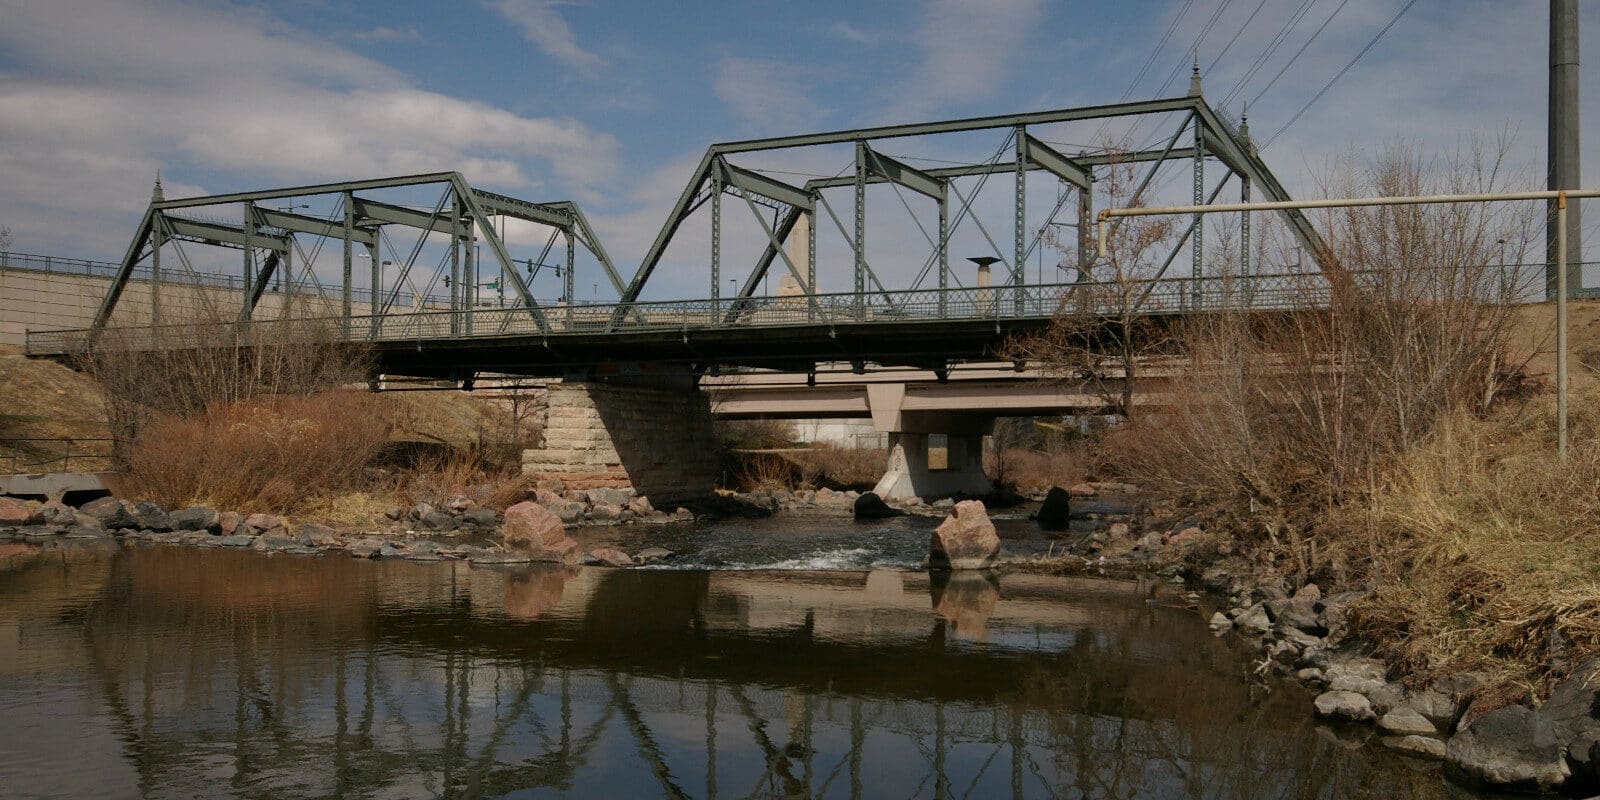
[714,158,813,211]
[860,146,945,201]
[164,216,291,253]
[1022,135,1090,189]
[251,207,376,247]
[353,198,461,235]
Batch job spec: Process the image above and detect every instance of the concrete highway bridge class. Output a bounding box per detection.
[20,92,1339,500]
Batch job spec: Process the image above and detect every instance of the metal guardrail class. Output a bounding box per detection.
[0,437,114,474]
[21,263,1544,357]
[0,250,454,309]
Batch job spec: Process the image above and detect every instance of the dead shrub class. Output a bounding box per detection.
[715,418,796,449]
[790,443,885,490]
[119,390,393,512]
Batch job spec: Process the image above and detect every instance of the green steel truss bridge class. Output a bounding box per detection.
[27,93,1333,379]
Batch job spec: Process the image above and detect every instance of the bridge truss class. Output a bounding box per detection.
[93,172,620,336]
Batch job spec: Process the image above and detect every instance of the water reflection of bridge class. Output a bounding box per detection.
[1,545,1444,799]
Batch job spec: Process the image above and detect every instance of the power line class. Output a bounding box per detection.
[1264,0,1420,148]
[1206,0,1269,74]
[1249,0,1355,106]
[1219,0,1320,109]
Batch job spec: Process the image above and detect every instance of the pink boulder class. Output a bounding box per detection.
[502,501,583,564]
[0,497,42,526]
[929,500,1001,570]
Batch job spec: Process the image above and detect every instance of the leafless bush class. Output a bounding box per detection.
[714,418,796,449]
[119,390,393,511]
[791,443,886,490]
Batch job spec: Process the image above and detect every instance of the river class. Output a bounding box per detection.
[0,514,1464,798]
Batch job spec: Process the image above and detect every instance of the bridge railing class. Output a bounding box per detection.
[22,263,1540,356]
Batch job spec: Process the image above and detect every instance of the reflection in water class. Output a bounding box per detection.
[0,539,1459,799]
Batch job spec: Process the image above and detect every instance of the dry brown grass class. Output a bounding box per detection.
[791,443,886,490]
[988,445,1086,492]
[1341,390,1600,692]
[119,390,393,512]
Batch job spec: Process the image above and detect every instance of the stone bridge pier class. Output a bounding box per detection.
[864,384,993,501]
[521,377,718,503]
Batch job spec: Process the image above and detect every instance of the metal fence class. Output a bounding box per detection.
[0,437,114,474]
[23,262,1547,357]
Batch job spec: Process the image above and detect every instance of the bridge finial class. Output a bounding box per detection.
[1188,56,1203,98]
[151,170,164,203]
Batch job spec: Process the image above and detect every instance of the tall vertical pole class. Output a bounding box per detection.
[1550,0,1583,297]
[1014,126,1028,316]
[854,141,868,320]
[1192,119,1205,310]
[241,202,255,322]
[282,245,293,320]
[938,190,949,318]
[450,193,462,336]
[369,241,381,339]
[1558,195,1570,456]
[342,190,354,333]
[150,218,163,327]
[565,228,576,328]
[711,166,723,320]
[806,204,817,321]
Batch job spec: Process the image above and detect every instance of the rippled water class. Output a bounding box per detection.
[0,517,1465,799]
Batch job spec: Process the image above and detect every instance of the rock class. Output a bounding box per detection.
[535,477,566,495]
[1277,626,1324,651]
[928,500,1000,570]
[0,497,43,526]
[1445,705,1570,792]
[1233,604,1272,636]
[588,488,634,507]
[171,506,221,532]
[1207,611,1233,632]
[1134,531,1163,552]
[1314,691,1376,723]
[553,501,586,524]
[1385,735,1447,761]
[348,543,380,558]
[626,496,655,516]
[218,511,243,535]
[534,488,566,507]
[409,502,434,521]
[420,511,459,532]
[80,497,137,528]
[636,547,673,562]
[1379,707,1438,736]
[1325,657,1388,696]
[298,523,339,546]
[217,535,253,547]
[1406,687,1461,730]
[588,547,636,567]
[853,492,899,520]
[129,501,171,531]
[588,503,624,522]
[501,501,582,564]
[1067,483,1098,497]
[383,505,404,521]
[1540,656,1600,783]
[445,495,474,513]
[1036,487,1072,531]
[37,501,76,526]
[1292,583,1323,604]
[1297,668,1326,686]
[243,513,281,532]
[1266,596,1325,635]
[459,507,497,528]
[931,498,955,510]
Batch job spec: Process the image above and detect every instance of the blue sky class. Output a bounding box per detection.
[1,0,1597,300]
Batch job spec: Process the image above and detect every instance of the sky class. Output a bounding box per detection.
[1,0,1597,301]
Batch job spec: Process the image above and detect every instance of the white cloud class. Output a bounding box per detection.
[0,0,620,255]
[829,21,876,45]
[885,0,1045,121]
[352,25,421,43]
[712,57,828,133]
[483,0,606,78]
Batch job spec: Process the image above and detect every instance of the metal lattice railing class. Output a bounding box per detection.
[21,263,1547,357]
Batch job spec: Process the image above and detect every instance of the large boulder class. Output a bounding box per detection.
[1314,690,1376,723]
[852,492,899,520]
[171,506,221,533]
[501,501,582,564]
[128,501,171,531]
[928,500,1001,570]
[1378,707,1437,736]
[80,497,137,528]
[1446,704,1570,792]
[420,511,458,532]
[1035,487,1072,531]
[588,547,636,567]
[0,497,42,526]
[1541,656,1600,785]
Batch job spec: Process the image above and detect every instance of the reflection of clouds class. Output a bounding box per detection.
[503,565,578,620]
[930,570,1000,641]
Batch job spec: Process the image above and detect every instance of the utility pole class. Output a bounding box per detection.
[1549,0,1582,297]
